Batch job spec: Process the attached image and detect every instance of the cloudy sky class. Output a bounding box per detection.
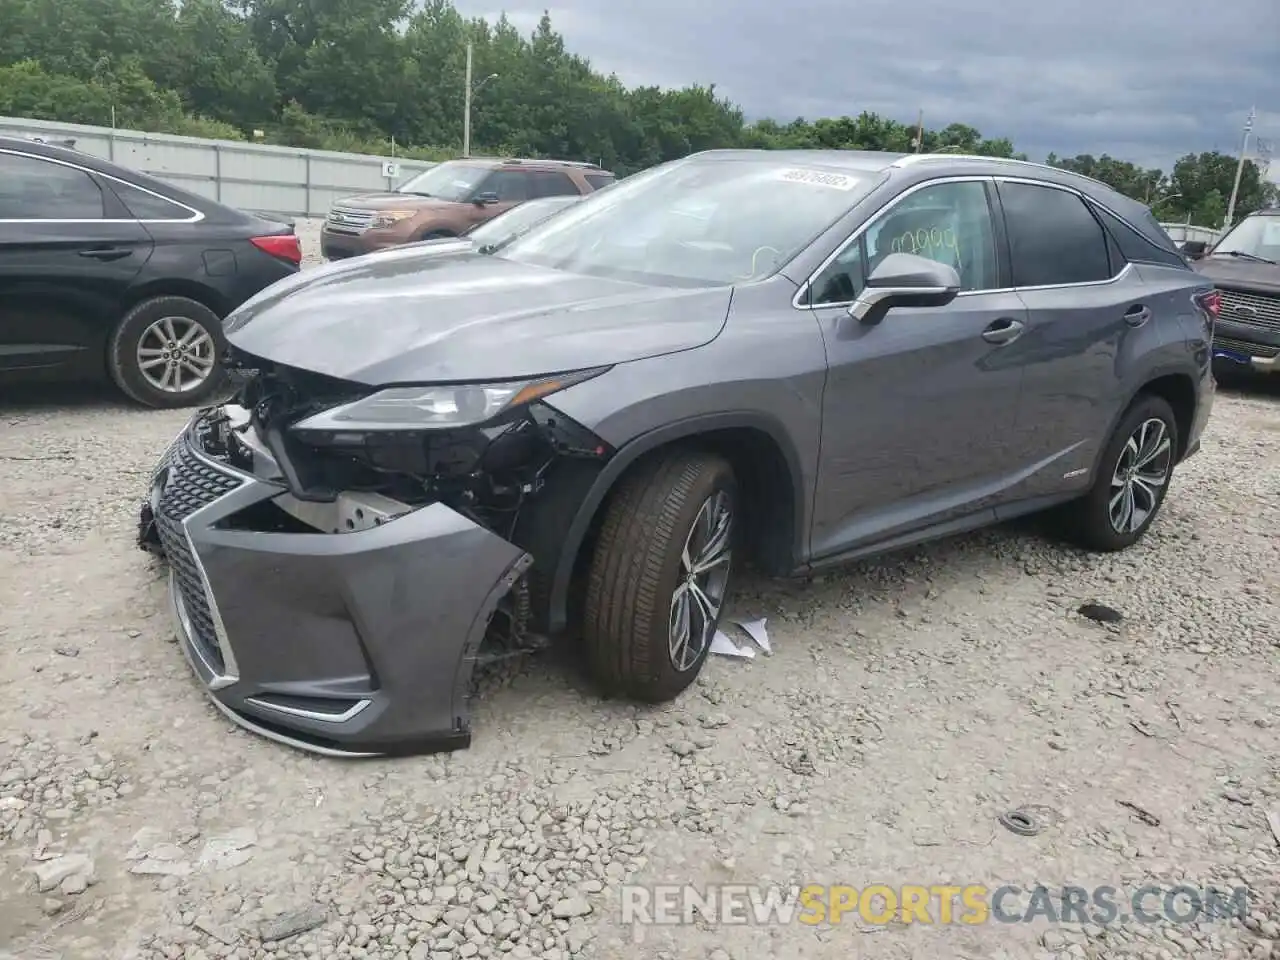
[455,0,1279,177]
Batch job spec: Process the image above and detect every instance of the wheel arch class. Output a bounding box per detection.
[1089,368,1198,481]
[120,279,230,321]
[543,412,808,636]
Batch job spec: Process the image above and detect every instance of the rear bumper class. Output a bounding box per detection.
[139,414,531,757]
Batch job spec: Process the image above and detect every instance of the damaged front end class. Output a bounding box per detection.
[138,350,614,756]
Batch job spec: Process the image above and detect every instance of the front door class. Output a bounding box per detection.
[0,150,153,378]
[803,177,1029,559]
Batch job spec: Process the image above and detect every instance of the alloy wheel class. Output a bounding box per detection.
[136,316,216,394]
[1109,417,1172,534]
[668,490,733,671]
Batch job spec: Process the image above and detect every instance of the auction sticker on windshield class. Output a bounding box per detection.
[776,168,859,190]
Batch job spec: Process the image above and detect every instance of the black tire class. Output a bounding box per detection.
[1059,394,1179,552]
[583,450,737,703]
[108,296,227,409]
[419,230,455,241]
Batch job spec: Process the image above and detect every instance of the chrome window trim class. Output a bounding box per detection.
[0,148,205,224]
[791,175,995,310]
[794,172,1144,311]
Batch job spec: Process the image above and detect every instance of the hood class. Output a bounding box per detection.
[333,192,460,211]
[223,249,732,385]
[1192,256,1280,295]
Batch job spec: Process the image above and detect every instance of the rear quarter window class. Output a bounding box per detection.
[110,180,194,220]
[1092,203,1189,268]
[585,173,615,190]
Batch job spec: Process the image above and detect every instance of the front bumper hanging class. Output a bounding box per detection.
[137,410,533,758]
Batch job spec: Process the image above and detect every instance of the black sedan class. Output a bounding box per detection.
[0,136,301,407]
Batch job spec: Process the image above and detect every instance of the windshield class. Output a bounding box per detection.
[467,196,582,247]
[496,157,874,286]
[1212,214,1280,263]
[395,162,491,202]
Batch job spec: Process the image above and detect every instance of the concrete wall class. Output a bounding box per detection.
[0,115,438,219]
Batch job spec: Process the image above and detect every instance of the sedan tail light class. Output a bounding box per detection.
[250,234,302,266]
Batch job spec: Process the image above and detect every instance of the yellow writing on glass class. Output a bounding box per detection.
[890,224,963,270]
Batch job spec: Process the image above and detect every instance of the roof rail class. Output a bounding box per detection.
[502,157,603,169]
[890,153,1115,192]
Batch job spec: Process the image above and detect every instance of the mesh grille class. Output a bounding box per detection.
[154,436,243,674]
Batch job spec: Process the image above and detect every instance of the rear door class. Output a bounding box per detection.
[0,149,154,376]
[993,178,1149,500]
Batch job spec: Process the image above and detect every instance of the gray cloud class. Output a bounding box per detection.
[457,0,1279,173]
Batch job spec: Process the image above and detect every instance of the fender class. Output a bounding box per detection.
[545,410,810,635]
[1087,363,1199,485]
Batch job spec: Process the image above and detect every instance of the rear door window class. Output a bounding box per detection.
[585,173,615,190]
[529,171,580,198]
[481,171,532,202]
[0,152,105,220]
[998,181,1111,287]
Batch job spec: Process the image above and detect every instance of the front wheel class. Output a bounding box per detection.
[1059,394,1178,552]
[583,450,736,702]
[108,296,226,408]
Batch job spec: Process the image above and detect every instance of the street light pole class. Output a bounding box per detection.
[463,41,473,158]
[1224,105,1255,230]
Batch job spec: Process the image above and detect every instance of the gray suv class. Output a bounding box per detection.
[136,149,1217,757]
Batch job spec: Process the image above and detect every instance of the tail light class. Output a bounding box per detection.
[1194,289,1221,319]
[250,234,302,266]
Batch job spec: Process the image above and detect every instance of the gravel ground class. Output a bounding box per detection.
[2,223,1279,960]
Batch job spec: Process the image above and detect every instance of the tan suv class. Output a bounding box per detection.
[320,157,614,260]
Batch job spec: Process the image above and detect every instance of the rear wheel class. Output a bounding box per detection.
[108,295,226,408]
[583,450,736,702]
[1059,394,1178,552]
[419,230,455,241]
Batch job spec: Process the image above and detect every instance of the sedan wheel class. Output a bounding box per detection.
[108,295,228,409]
[136,315,218,395]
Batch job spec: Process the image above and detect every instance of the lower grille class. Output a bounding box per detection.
[154,434,244,675]
[1218,289,1280,333]
[1213,335,1280,359]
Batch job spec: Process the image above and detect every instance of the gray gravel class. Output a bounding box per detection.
[1,226,1279,960]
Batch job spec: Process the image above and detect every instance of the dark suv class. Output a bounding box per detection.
[140,149,1216,757]
[320,157,614,260]
[1190,208,1280,375]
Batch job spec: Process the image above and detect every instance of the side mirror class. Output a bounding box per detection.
[472,191,500,206]
[848,253,962,324]
[1180,240,1207,259]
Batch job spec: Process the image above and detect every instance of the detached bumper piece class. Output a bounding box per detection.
[139,416,532,758]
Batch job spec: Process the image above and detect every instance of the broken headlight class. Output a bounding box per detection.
[289,367,611,434]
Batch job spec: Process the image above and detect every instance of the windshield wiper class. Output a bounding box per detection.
[1214,250,1277,265]
[397,190,434,198]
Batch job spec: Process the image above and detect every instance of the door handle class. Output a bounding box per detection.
[981,317,1025,344]
[78,246,132,261]
[1124,305,1152,327]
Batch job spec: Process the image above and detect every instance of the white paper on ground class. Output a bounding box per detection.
[710,629,755,658]
[732,617,771,654]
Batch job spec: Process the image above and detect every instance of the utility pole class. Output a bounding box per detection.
[1224,105,1255,230]
[462,41,473,158]
[914,109,924,153]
